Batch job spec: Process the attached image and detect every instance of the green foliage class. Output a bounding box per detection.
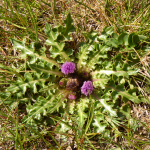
[1,13,149,149]
[77,98,89,128]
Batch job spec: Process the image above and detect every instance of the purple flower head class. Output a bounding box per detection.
[81,81,93,96]
[68,94,76,100]
[61,62,76,75]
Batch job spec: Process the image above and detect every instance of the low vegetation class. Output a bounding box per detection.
[0,0,150,149]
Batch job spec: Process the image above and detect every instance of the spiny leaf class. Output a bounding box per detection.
[105,80,142,103]
[87,44,111,70]
[49,46,71,62]
[23,90,68,123]
[92,69,138,78]
[92,78,109,89]
[7,72,46,94]
[45,26,71,61]
[100,99,117,116]
[29,64,64,77]
[45,38,65,51]
[45,24,59,40]
[97,27,114,42]
[77,98,89,128]
[59,119,71,133]
[82,31,98,43]
[10,38,59,66]
[45,14,75,61]
[120,104,131,119]
[77,43,91,70]
[93,94,117,116]
[93,117,107,133]
[58,13,76,41]
[101,26,114,36]
[0,64,23,79]
[68,101,75,114]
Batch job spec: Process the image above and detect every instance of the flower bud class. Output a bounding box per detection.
[68,94,76,100]
[59,81,63,86]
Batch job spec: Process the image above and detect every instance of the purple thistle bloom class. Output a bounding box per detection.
[81,81,93,96]
[61,62,76,75]
[68,94,76,100]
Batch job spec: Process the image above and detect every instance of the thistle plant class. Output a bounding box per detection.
[1,13,148,147]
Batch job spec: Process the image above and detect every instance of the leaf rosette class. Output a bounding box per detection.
[2,13,147,137]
